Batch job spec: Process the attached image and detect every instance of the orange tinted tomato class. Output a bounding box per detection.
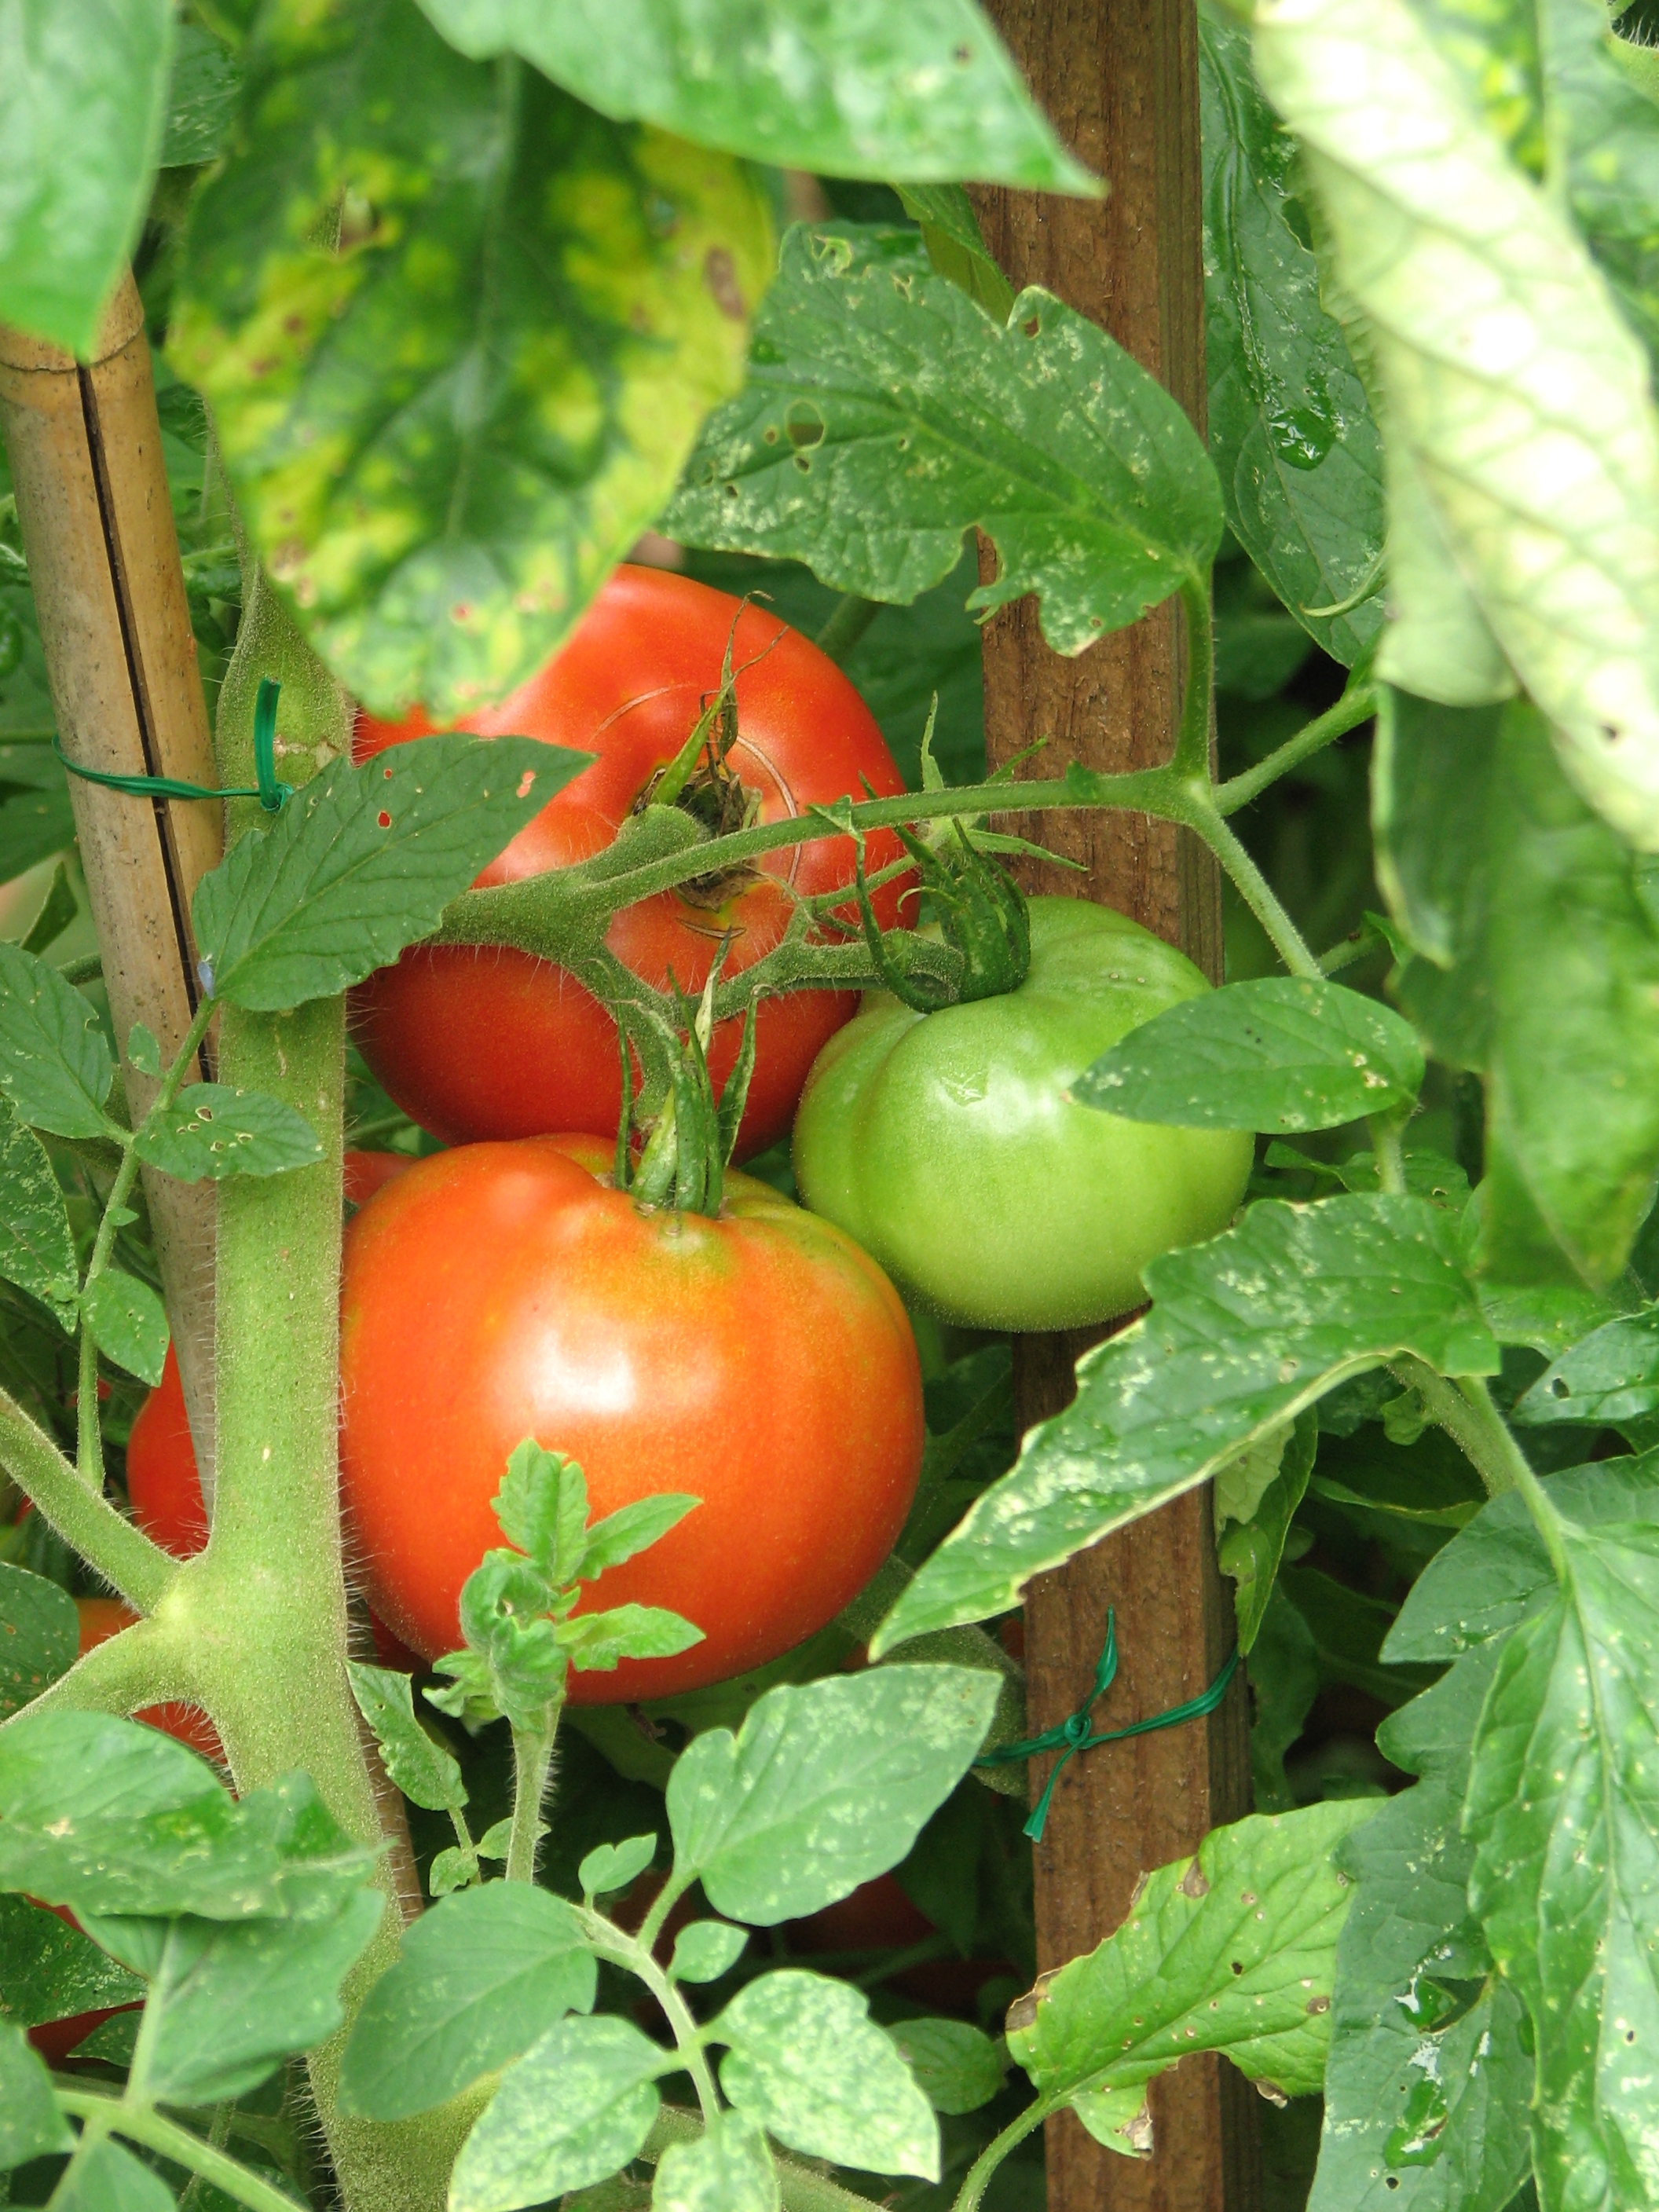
[350,568,911,1160]
[75,1597,222,1763]
[338,1134,924,1701]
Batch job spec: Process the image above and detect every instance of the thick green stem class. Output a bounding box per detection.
[506,1708,560,1882]
[815,593,882,665]
[1368,1111,1407,1195]
[1391,1355,1540,1514]
[951,2098,1049,2212]
[1214,684,1379,815]
[55,2090,309,2212]
[0,1386,174,1611]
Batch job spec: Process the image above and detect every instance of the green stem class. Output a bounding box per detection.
[75,1322,102,1491]
[1214,684,1379,815]
[506,1706,560,1883]
[1179,799,1320,978]
[0,1385,174,1612]
[815,593,882,665]
[578,1908,720,2121]
[1390,1357,1550,1523]
[951,2097,1049,2212]
[1456,1372,1570,1572]
[54,2090,305,2212]
[635,1870,693,1957]
[17,1606,185,1718]
[1368,1111,1407,1196]
[1170,574,1215,783]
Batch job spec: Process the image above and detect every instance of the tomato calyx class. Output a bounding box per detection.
[849,819,1032,1012]
[632,614,767,910]
[615,952,758,1218]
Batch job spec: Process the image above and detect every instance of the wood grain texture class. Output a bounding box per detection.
[0,274,222,1493]
[969,3,1259,2206]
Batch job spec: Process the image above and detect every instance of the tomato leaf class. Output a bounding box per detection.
[886,2018,1007,2116]
[193,735,580,1014]
[448,2014,665,2212]
[665,225,1224,650]
[653,2111,778,2212]
[1199,8,1383,665]
[0,1892,143,2028]
[895,186,1016,320]
[1006,1801,1375,2149]
[0,1105,78,1329]
[133,1083,324,1183]
[412,0,1090,189]
[493,1440,590,1588]
[558,1605,704,1672]
[1218,1408,1317,1655]
[579,1835,657,1902]
[0,0,174,357]
[345,1662,467,1817]
[1250,1588,1320,1814]
[665,1665,998,1925]
[160,19,240,169]
[1379,695,1659,1289]
[339,1883,596,2122]
[712,1969,939,2178]
[873,1193,1498,1651]
[1513,1309,1659,1452]
[1074,976,1424,1132]
[1254,0,1659,849]
[81,1267,169,1387]
[0,2020,72,2166]
[49,2136,166,2210]
[670,1919,747,1984]
[0,943,115,1141]
[580,1493,701,1582]
[170,0,772,719]
[0,1562,77,1722]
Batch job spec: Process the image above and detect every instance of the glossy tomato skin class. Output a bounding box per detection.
[793,897,1254,1331]
[350,567,911,1159]
[338,1134,925,1701]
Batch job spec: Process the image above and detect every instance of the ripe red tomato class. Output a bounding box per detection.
[349,567,911,1159]
[127,1151,412,1560]
[338,1134,925,1701]
[75,1597,223,1764]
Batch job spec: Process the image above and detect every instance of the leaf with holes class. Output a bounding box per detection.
[134,1083,324,1181]
[666,225,1223,649]
[81,1267,168,1386]
[170,0,772,718]
[1514,1309,1659,1452]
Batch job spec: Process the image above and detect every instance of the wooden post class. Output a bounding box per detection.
[0,274,223,1495]
[969,5,1260,2210]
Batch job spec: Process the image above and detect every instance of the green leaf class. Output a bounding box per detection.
[0,0,174,357]
[0,2018,71,2165]
[1464,1518,1659,2209]
[0,1715,375,1923]
[192,736,580,1013]
[0,1560,78,1719]
[161,19,240,168]
[1514,1309,1659,1451]
[0,1106,76,1327]
[665,225,1223,650]
[1309,1647,1533,2212]
[652,2111,778,2212]
[170,0,772,720]
[81,1267,169,1386]
[493,1441,588,1586]
[1007,1801,1375,2146]
[895,185,1016,320]
[0,1892,143,2028]
[670,1920,746,1983]
[1254,0,1659,849]
[1378,695,1659,1288]
[53,2136,174,2212]
[1307,1423,1485,1534]
[449,2013,665,2212]
[580,1493,701,1582]
[346,1662,467,1815]
[713,1969,938,2178]
[0,783,75,885]
[1280,1565,1437,1711]
[886,2017,1008,2115]
[559,1604,704,1672]
[0,942,115,1141]
[579,1833,657,1900]
[126,1887,385,2104]
[338,1881,595,2121]
[452,1553,568,1729]
[19,859,77,957]
[1075,976,1423,1133]
[872,1194,1497,1650]
[1199,5,1383,665]
[412,0,1090,189]
[133,1084,324,1182]
[126,1023,163,1079]
[667,1665,998,1924]
[1249,1585,1320,1813]
[1218,1409,1317,1654]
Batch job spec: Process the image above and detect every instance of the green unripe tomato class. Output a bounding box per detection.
[792,895,1253,1331]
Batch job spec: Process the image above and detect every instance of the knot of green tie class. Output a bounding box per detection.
[976,1610,1241,1842]
[53,676,292,814]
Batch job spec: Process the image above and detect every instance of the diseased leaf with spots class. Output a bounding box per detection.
[0,942,115,1141]
[653,2111,778,2212]
[1075,976,1423,1132]
[895,185,1016,320]
[448,2014,665,2212]
[1007,1803,1376,2155]
[0,1891,144,2029]
[670,1919,746,1983]
[170,0,773,718]
[666,225,1223,651]
[0,2019,72,2166]
[1514,1309,1659,1452]
[873,1194,1497,1650]
[134,1082,323,1181]
[81,1266,168,1386]
[412,0,1091,189]
[0,1104,78,1326]
[0,1562,77,1720]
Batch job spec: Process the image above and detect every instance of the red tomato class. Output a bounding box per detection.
[338,1134,924,1702]
[349,568,911,1160]
[75,1597,223,1764]
[126,1152,412,1560]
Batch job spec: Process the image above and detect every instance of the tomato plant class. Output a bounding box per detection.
[351,566,912,1159]
[4,4,1659,2212]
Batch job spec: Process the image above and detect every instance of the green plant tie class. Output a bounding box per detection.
[976,1610,1241,1842]
[53,676,292,813]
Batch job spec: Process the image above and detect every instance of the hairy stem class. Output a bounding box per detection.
[951,2097,1049,2212]
[55,2090,309,2212]
[506,1707,560,1883]
[1180,799,1320,978]
[578,1907,720,2121]
[0,1385,174,1612]
[1214,683,1379,815]
[1391,1356,1544,1518]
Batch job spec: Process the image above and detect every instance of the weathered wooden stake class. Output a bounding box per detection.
[0,273,222,1494]
[970,4,1260,2208]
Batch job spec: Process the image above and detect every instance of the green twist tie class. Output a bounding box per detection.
[976,1610,1240,1842]
[53,676,291,814]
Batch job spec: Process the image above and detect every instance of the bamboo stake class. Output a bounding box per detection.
[0,273,222,1497]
